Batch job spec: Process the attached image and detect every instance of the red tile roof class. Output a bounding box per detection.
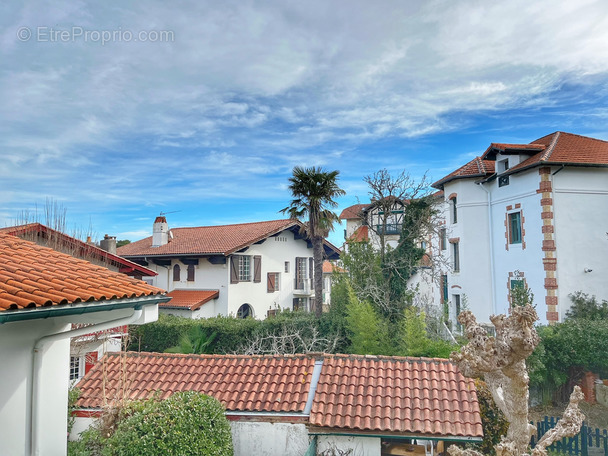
[162,290,219,311]
[348,225,369,242]
[76,352,316,413]
[432,157,496,189]
[310,355,482,437]
[76,352,482,439]
[0,223,156,277]
[117,219,340,258]
[0,234,165,312]
[339,204,369,220]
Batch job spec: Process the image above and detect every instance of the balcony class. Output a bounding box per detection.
[293,278,314,296]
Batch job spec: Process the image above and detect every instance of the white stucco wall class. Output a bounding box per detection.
[552,167,608,319]
[230,421,310,456]
[0,318,71,456]
[317,434,381,456]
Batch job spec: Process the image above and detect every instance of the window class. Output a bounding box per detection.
[451,197,458,224]
[187,264,195,282]
[173,264,180,281]
[238,256,250,281]
[293,297,308,312]
[441,274,448,302]
[230,255,252,283]
[237,303,253,319]
[440,228,447,250]
[453,295,462,332]
[420,241,427,250]
[295,257,307,289]
[452,242,460,272]
[508,212,522,244]
[267,272,280,292]
[69,356,81,380]
[499,159,509,172]
[499,175,510,187]
[284,261,290,273]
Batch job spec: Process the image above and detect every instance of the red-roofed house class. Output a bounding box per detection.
[73,352,482,456]
[0,234,169,456]
[432,131,608,324]
[0,223,160,383]
[118,217,341,319]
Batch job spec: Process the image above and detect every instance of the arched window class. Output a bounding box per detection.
[173,264,180,281]
[237,303,253,319]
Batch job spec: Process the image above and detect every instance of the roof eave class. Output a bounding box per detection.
[307,427,483,442]
[0,295,170,324]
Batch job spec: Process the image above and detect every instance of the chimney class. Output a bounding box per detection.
[152,216,169,247]
[99,234,117,254]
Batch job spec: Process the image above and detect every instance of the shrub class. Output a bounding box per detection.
[69,392,233,456]
[470,379,509,456]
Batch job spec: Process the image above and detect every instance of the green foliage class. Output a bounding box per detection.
[69,392,233,456]
[345,286,383,355]
[566,291,608,321]
[510,284,534,308]
[67,387,80,435]
[130,311,349,355]
[116,240,131,248]
[165,326,218,354]
[400,307,431,356]
[470,379,509,456]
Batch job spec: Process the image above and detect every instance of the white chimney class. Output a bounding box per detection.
[152,216,169,247]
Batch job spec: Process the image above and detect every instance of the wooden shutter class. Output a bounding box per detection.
[187,264,195,282]
[173,264,180,281]
[267,273,275,293]
[253,256,261,283]
[85,351,98,375]
[230,256,239,284]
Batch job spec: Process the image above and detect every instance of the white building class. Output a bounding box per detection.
[0,233,167,456]
[118,217,341,319]
[432,131,608,324]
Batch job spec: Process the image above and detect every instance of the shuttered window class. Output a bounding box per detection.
[187,264,195,282]
[267,272,280,292]
[173,264,180,281]
[295,257,307,289]
[231,255,251,283]
[253,255,262,283]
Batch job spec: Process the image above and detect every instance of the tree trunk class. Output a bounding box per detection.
[312,235,324,318]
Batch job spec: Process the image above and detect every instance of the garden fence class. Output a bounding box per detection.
[530,416,608,456]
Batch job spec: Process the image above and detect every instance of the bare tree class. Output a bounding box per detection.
[448,304,585,456]
[236,323,341,355]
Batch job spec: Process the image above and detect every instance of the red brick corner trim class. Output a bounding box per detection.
[538,167,558,323]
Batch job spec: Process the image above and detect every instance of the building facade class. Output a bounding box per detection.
[433,132,608,324]
[118,217,340,319]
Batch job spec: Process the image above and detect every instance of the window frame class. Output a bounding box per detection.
[267,272,280,293]
[187,264,195,282]
[69,356,82,381]
[451,197,458,224]
[508,211,522,244]
[440,228,447,250]
[452,242,460,273]
[237,255,251,282]
[173,263,180,282]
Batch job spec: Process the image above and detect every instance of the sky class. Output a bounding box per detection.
[2,0,608,247]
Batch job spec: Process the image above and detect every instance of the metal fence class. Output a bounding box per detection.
[530,416,608,456]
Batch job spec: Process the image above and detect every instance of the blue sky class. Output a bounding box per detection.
[2,0,608,247]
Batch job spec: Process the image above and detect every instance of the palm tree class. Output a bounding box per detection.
[281,166,345,317]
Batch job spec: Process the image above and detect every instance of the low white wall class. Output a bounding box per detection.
[230,421,310,456]
[69,416,95,441]
[317,435,381,456]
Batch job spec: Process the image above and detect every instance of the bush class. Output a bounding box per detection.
[470,379,509,456]
[566,291,608,321]
[69,392,233,456]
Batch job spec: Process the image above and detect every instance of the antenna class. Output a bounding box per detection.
[160,211,181,216]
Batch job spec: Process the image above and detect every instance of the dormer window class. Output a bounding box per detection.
[499,159,509,172]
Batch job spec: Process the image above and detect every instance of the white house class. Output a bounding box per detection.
[0,233,168,456]
[432,131,608,325]
[73,352,483,456]
[118,217,341,319]
[0,223,159,383]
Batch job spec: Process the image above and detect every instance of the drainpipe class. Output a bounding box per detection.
[30,307,144,455]
[477,182,497,315]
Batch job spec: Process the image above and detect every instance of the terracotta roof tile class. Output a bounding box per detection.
[162,290,219,311]
[117,219,340,258]
[76,352,482,439]
[309,355,483,437]
[76,352,315,413]
[0,234,165,312]
[348,225,369,242]
[339,204,369,220]
[0,223,156,277]
[432,157,495,189]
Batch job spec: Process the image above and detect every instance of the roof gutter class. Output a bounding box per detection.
[0,295,170,325]
[29,300,161,455]
[307,430,482,442]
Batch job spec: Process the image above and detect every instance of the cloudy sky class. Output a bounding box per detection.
[2,0,608,246]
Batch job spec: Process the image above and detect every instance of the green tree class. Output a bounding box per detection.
[281,166,345,318]
[164,326,218,354]
[401,306,431,356]
[566,291,608,320]
[345,285,382,354]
